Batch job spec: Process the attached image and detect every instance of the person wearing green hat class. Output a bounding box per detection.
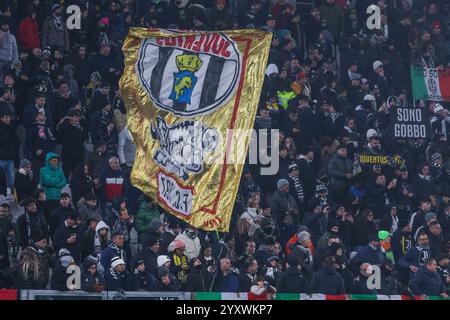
[379,230,395,265]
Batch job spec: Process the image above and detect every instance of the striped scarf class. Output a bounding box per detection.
[173,254,189,283]
[288,173,304,203]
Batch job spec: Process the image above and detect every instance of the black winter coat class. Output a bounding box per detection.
[186,268,211,292]
[50,265,70,291]
[276,266,309,293]
[309,267,345,295]
[16,211,49,249]
[52,222,84,263]
[0,121,19,160]
[14,171,36,204]
[56,118,87,163]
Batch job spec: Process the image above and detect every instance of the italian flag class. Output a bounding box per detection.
[193,293,448,300]
[411,66,450,102]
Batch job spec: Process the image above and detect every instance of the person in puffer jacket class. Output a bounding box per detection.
[0,17,18,79]
[39,153,67,210]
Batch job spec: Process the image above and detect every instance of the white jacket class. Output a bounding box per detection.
[175,232,201,261]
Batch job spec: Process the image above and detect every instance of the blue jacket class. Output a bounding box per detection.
[105,268,129,291]
[410,266,446,296]
[100,242,125,271]
[349,245,385,275]
[399,245,432,272]
[214,271,240,292]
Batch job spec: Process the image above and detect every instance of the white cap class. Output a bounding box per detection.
[157,255,171,268]
[363,94,376,101]
[373,60,383,71]
[434,103,444,113]
[366,128,378,139]
[111,257,126,269]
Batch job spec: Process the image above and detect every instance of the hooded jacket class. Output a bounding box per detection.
[39,153,67,201]
[82,221,109,260]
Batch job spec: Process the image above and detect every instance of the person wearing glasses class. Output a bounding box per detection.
[399,232,432,280]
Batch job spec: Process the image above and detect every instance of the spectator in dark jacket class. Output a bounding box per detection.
[0,107,19,192]
[41,4,70,52]
[22,93,54,130]
[349,236,385,275]
[53,80,78,125]
[354,209,378,247]
[412,164,437,202]
[303,200,329,246]
[50,248,75,291]
[26,116,57,183]
[157,266,182,291]
[309,256,345,295]
[399,232,433,280]
[213,258,240,292]
[14,159,36,204]
[128,259,157,291]
[48,193,74,238]
[56,109,88,178]
[100,232,126,271]
[186,257,212,292]
[427,222,444,259]
[352,263,378,295]
[238,257,258,292]
[105,256,128,291]
[270,179,298,226]
[70,164,95,207]
[16,197,48,249]
[52,210,84,264]
[276,255,309,293]
[366,174,396,220]
[81,259,105,292]
[136,236,160,277]
[328,145,354,206]
[410,258,448,298]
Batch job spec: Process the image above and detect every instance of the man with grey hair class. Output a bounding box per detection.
[290,230,314,281]
[100,156,125,204]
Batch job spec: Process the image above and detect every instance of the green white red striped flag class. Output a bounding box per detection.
[411,66,450,102]
[193,292,448,300]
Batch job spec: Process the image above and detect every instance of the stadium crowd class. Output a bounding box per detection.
[0,0,450,298]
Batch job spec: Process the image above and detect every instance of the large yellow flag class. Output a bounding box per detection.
[119,28,271,232]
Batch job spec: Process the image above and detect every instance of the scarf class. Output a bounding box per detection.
[288,172,304,203]
[418,174,431,181]
[26,212,44,246]
[173,254,189,283]
[53,16,63,31]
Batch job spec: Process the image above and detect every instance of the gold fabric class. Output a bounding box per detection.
[119,28,271,232]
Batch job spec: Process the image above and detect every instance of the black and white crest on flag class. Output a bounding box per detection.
[136,32,241,117]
